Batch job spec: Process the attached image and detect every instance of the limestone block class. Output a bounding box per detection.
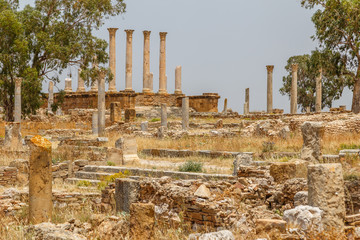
[4,122,22,150]
[294,191,308,207]
[194,184,211,199]
[214,119,223,129]
[115,137,139,163]
[233,153,253,176]
[125,108,136,123]
[255,219,286,234]
[300,122,324,162]
[283,205,323,232]
[269,160,308,183]
[106,148,124,165]
[110,102,121,122]
[130,203,155,240]
[308,163,345,231]
[115,178,139,213]
[141,121,148,131]
[188,230,235,240]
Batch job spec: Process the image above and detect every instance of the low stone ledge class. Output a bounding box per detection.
[83,165,234,181]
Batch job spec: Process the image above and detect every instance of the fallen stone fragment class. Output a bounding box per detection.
[188,230,235,240]
[283,205,323,232]
[194,184,211,199]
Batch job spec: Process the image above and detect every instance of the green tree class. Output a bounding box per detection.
[280,50,346,112]
[301,0,360,113]
[0,0,125,121]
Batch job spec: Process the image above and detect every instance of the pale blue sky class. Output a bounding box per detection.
[23,0,352,112]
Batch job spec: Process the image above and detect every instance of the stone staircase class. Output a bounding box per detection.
[65,165,235,185]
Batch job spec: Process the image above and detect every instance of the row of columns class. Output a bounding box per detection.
[105,29,180,94]
[263,64,322,114]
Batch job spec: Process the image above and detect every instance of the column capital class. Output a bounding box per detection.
[159,32,168,40]
[125,29,135,35]
[143,30,151,36]
[14,77,22,85]
[291,64,299,72]
[107,28,118,35]
[266,65,274,72]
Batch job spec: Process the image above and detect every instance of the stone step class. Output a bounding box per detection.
[65,178,100,186]
[82,165,235,181]
[75,171,112,180]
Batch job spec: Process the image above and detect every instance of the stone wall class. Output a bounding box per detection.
[0,167,17,186]
[43,92,220,113]
[188,93,220,112]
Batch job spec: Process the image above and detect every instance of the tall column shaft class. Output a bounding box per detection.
[77,68,85,92]
[108,28,118,92]
[159,32,168,94]
[64,77,72,93]
[48,81,54,112]
[244,88,250,114]
[223,98,228,113]
[175,66,182,94]
[125,29,134,91]
[29,135,52,224]
[161,103,167,127]
[14,77,22,122]
[290,64,298,114]
[315,69,322,113]
[182,97,189,130]
[148,72,154,93]
[266,65,274,113]
[91,57,98,92]
[98,72,106,137]
[143,31,151,93]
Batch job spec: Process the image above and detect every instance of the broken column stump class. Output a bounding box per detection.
[130,202,155,240]
[115,178,139,213]
[300,122,324,162]
[29,135,53,224]
[308,163,345,231]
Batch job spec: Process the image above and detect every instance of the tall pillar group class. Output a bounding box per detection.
[66,29,183,95]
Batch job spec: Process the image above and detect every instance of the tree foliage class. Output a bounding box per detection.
[280,50,346,112]
[301,0,360,113]
[0,0,125,121]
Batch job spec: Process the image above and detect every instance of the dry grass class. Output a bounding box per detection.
[136,133,360,155]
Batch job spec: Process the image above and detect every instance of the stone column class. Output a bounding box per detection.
[244,88,250,114]
[108,28,118,92]
[130,203,155,240]
[97,72,106,137]
[223,98,228,113]
[159,32,168,94]
[308,163,345,231]
[300,122,324,162]
[148,72,154,93]
[266,65,274,114]
[92,111,98,135]
[29,135,52,224]
[48,81,54,112]
[125,29,134,91]
[115,178,140,213]
[64,77,72,93]
[315,69,322,113]
[290,64,298,114]
[182,97,189,130]
[143,31,151,93]
[90,57,98,92]
[175,66,182,94]
[76,69,85,92]
[14,77,22,122]
[161,103,167,128]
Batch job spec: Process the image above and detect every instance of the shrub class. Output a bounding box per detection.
[97,170,130,190]
[107,161,115,166]
[77,180,92,187]
[178,161,203,173]
[150,118,160,122]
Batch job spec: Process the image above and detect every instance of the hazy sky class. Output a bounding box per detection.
[25,0,353,113]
